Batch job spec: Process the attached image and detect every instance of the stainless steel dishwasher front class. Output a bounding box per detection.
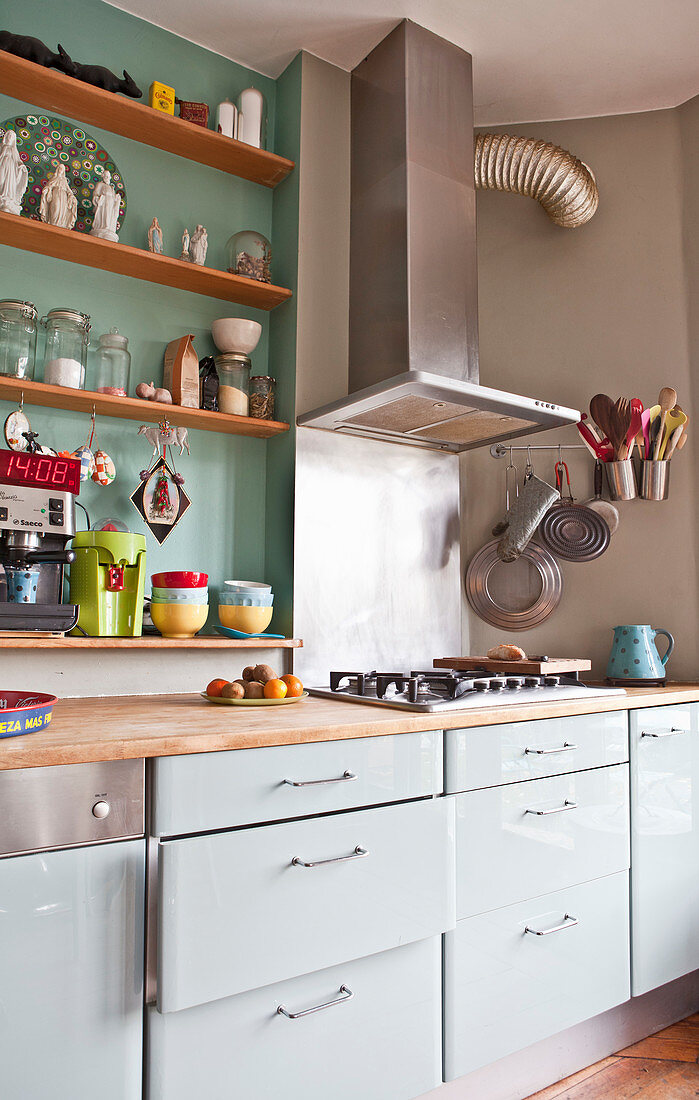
[0,759,146,1099]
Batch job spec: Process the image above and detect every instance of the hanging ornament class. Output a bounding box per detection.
[71,443,95,482]
[4,396,31,452]
[92,449,116,486]
[131,419,191,544]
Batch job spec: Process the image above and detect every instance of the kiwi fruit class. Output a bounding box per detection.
[221,681,245,699]
[244,681,265,699]
[242,666,256,681]
[253,664,276,683]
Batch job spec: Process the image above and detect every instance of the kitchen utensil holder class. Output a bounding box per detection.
[605,459,637,501]
[640,460,670,501]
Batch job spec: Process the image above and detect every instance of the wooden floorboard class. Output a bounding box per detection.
[525,1013,699,1100]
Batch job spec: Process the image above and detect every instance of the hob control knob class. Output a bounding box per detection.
[524,676,542,688]
[473,679,490,692]
[490,679,506,692]
[92,800,111,820]
[543,676,560,687]
[506,677,524,689]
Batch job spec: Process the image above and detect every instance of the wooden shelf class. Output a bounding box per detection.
[0,636,302,649]
[0,212,292,309]
[0,376,289,438]
[0,52,294,187]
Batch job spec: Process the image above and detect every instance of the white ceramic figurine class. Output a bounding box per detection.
[0,130,29,215]
[179,227,191,262]
[39,165,78,230]
[90,170,122,241]
[147,216,164,254]
[190,224,208,266]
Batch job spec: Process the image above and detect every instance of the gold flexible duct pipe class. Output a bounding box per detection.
[475,132,599,228]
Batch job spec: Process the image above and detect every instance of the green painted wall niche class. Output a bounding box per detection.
[0,0,299,629]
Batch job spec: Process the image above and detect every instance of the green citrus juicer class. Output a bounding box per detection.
[69,531,147,636]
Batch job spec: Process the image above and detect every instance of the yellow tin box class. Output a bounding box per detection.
[149,81,176,115]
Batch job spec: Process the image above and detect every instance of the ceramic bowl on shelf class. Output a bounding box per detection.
[223,579,272,592]
[218,592,274,607]
[211,318,262,356]
[151,586,209,603]
[151,571,208,589]
[218,604,273,633]
[151,601,209,639]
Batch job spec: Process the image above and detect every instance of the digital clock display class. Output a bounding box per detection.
[0,450,81,495]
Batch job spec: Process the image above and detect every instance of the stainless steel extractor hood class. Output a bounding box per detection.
[297,20,580,453]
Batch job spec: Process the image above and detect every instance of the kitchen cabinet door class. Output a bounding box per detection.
[157,797,455,1012]
[148,937,442,1100]
[630,703,699,995]
[0,839,145,1099]
[444,872,630,1080]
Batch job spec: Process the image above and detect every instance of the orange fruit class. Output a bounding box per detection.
[263,678,288,699]
[206,678,228,697]
[281,674,304,697]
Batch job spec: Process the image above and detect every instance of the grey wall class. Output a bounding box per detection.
[462,102,699,678]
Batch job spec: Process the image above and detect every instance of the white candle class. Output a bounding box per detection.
[236,88,265,149]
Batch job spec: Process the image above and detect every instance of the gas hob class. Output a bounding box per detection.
[309,669,626,712]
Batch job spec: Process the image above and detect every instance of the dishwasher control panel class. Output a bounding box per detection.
[0,759,144,857]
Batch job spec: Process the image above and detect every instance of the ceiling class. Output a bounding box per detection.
[107,0,699,125]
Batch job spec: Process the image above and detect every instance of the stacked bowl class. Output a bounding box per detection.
[219,580,273,635]
[150,571,209,638]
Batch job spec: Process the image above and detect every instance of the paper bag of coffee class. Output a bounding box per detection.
[163,335,199,407]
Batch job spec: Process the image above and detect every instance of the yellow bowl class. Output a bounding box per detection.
[151,601,209,639]
[218,604,273,633]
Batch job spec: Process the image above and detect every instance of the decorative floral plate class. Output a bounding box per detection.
[0,114,127,232]
[200,691,309,706]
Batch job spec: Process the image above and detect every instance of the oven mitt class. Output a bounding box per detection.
[495,475,559,562]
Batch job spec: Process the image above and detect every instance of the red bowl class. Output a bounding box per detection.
[151,571,209,589]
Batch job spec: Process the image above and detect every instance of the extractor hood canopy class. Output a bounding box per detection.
[297,20,580,452]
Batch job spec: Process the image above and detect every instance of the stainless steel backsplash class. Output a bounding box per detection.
[293,427,462,683]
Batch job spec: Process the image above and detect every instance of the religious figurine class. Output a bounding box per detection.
[39,164,78,230]
[147,216,164,254]
[179,227,191,262]
[0,130,29,215]
[190,224,208,266]
[90,170,122,241]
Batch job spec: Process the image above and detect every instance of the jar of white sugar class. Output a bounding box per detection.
[42,308,91,389]
[214,353,250,416]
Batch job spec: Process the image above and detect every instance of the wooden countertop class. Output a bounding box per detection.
[1,683,699,770]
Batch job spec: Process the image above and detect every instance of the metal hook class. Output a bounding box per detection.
[524,445,534,482]
[505,446,518,511]
[19,392,24,413]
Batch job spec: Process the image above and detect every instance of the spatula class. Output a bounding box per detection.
[653,387,677,460]
[589,394,616,447]
[619,398,643,459]
[658,404,687,459]
[641,405,660,460]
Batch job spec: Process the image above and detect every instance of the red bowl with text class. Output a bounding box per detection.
[151,571,209,589]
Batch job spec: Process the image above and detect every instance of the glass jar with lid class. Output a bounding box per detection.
[42,308,90,389]
[214,353,250,416]
[93,327,131,396]
[226,230,271,283]
[0,300,37,380]
[249,375,276,420]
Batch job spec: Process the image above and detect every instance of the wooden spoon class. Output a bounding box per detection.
[590,394,616,451]
[664,424,685,460]
[653,387,677,460]
[608,397,633,459]
[675,412,689,453]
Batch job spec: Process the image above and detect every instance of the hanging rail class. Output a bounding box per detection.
[490,443,588,458]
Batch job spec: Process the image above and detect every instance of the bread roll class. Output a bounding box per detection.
[486,644,527,662]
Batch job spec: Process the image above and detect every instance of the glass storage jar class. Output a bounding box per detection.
[93,328,131,396]
[214,353,250,416]
[249,375,276,419]
[42,308,90,389]
[0,300,37,380]
[226,230,271,283]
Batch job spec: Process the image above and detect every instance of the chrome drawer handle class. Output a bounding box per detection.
[524,742,577,755]
[525,914,579,936]
[277,985,354,1019]
[291,845,368,869]
[641,728,687,738]
[525,799,578,817]
[283,770,358,787]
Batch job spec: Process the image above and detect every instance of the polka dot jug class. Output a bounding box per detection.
[606,624,675,684]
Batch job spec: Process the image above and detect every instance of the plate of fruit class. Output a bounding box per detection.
[202,664,307,705]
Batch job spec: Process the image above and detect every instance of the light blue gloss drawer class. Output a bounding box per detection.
[148,937,442,1100]
[444,871,630,1081]
[446,711,628,793]
[157,797,455,1012]
[152,730,443,834]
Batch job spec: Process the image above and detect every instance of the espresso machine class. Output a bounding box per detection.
[0,450,81,633]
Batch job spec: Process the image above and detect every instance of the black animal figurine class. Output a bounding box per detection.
[57,45,142,99]
[0,31,75,74]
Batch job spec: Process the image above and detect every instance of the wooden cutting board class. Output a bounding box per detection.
[433,656,592,676]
